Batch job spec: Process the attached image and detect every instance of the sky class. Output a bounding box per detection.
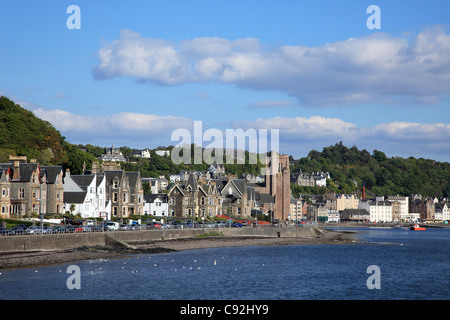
[1,0,450,161]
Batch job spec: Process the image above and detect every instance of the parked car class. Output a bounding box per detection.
[119,224,129,231]
[146,222,162,229]
[42,226,53,234]
[65,225,77,233]
[25,226,43,235]
[105,221,119,231]
[0,227,11,236]
[91,225,104,232]
[232,222,242,228]
[9,224,28,235]
[53,226,67,233]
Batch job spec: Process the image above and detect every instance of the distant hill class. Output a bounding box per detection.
[0,96,95,174]
[290,142,450,198]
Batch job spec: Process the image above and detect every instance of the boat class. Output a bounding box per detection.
[410,224,426,231]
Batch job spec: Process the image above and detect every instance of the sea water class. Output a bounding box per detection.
[0,227,448,300]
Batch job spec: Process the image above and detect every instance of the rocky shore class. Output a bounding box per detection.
[0,228,357,270]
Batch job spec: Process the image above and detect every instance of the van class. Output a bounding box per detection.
[105,221,119,231]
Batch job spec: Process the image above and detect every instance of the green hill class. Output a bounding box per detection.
[0,96,95,174]
[290,142,450,198]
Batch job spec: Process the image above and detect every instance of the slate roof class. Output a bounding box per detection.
[144,193,168,203]
[70,175,95,191]
[41,166,63,184]
[64,191,87,204]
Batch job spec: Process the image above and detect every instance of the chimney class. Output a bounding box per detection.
[362,181,366,200]
[13,161,20,180]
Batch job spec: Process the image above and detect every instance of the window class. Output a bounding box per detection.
[113,193,118,202]
[19,188,25,199]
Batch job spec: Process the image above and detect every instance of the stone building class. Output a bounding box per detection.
[0,168,11,218]
[0,156,46,218]
[254,153,290,221]
[104,170,144,218]
[41,166,64,214]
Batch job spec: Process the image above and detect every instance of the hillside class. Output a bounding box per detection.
[290,142,450,198]
[0,96,96,174]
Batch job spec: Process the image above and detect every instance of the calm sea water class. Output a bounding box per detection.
[0,227,448,300]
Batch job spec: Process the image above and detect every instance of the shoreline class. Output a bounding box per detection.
[0,228,358,270]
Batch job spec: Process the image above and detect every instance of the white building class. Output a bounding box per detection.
[386,196,409,222]
[132,149,151,159]
[155,150,170,157]
[435,202,450,222]
[359,199,393,222]
[101,145,127,162]
[63,172,110,219]
[143,194,169,217]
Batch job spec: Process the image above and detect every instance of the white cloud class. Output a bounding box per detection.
[235,116,450,160]
[32,107,194,147]
[93,26,450,106]
[14,95,449,161]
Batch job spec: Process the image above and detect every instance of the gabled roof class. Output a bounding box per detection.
[168,184,185,197]
[104,170,125,182]
[41,166,63,184]
[185,173,198,190]
[64,191,87,204]
[70,175,95,191]
[144,193,168,203]
[126,172,140,187]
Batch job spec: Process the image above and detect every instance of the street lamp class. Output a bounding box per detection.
[37,198,43,233]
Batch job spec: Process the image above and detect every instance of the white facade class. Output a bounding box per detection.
[63,173,110,219]
[359,200,393,222]
[144,194,169,217]
[387,196,409,221]
[435,203,450,221]
[133,149,151,158]
[155,150,170,157]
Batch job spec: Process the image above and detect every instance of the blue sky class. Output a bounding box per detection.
[1,0,450,161]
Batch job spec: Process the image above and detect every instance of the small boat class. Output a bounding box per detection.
[410,224,426,231]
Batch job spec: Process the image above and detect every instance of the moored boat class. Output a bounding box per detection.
[410,224,426,231]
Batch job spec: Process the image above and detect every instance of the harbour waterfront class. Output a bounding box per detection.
[0,227,448,300]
